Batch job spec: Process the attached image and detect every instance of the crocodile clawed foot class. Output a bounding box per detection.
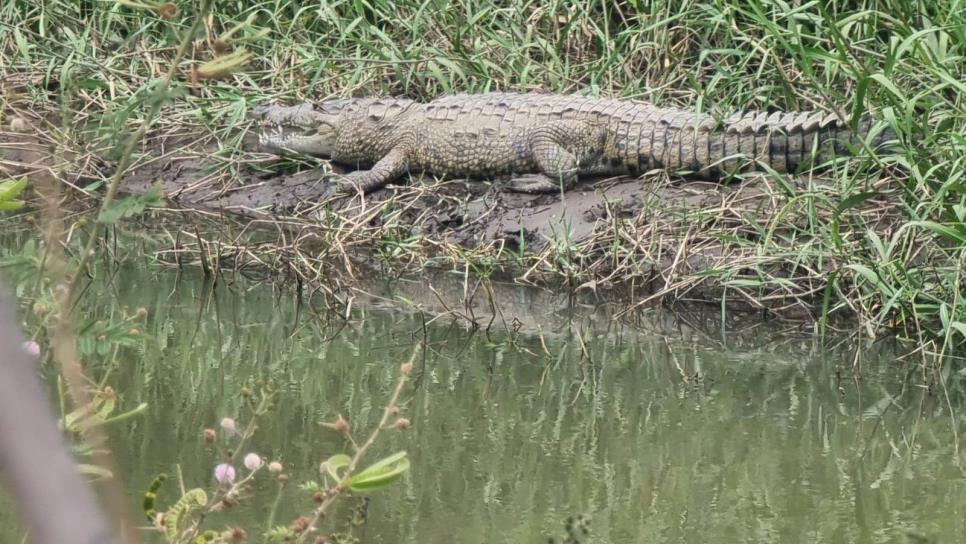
[505,174,566,194]
[322,173,364,197]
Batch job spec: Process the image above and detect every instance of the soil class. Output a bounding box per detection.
[123,142,733,252]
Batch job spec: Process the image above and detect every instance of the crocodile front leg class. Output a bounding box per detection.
[333,146,411,193]
[507,121,607,194]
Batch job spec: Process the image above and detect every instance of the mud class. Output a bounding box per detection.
[119,133,763,254]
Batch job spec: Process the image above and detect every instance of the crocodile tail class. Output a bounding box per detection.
[694,111,895,178]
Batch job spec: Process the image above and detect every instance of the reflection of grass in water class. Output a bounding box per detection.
[1,215,965,541]
[35,255,954,543]
[2,217,966,541]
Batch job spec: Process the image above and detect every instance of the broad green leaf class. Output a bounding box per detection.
[0,178,28,203]
[94,397,116,420]
[97,183,164,224]
[324,454,351,483]
[870,73,906,102]
[846,264,894,297]
[950,322,966,342]
[13,29,30,62]
[908,221,966,244]
[347,451,409,493]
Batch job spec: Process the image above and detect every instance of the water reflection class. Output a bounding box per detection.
[1,241,964,543]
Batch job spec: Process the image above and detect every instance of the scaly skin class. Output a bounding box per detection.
[252,93,894,193]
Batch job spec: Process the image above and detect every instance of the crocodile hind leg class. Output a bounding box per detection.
[505,173,568,193]
[506,121,606,193]
[331,146,411,193]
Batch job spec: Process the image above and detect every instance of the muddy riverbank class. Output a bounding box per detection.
[0,116,903,322]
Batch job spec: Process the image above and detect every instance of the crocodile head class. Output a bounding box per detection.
[250,100,356,158]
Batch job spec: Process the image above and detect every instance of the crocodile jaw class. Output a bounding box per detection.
[258,128,336,158]
[251,102,339,158]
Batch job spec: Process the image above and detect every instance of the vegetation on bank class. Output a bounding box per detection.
[1,0,964,357]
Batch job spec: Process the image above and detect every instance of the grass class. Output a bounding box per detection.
[1,0,965,356]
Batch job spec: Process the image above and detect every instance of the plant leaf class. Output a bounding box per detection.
[76,463,114,479]
[165,489,207,542]
[0,178,27,197]
[97,183,164,224]
[323,453,351,484]
[346,451,409,493]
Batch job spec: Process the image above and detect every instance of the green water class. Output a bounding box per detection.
[2,254,966,543]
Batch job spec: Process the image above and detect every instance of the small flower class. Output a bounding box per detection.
[400,361,414,376]
[396,418,411,430]
[321,414,350,436]
[268,461,283,473]
[135,307,149,318]
[289,516,311,534]
[203,428,217,445]
[220,418,237,433]
[21,341,40,358]
[214,463,236,485]
[243,453,262,471]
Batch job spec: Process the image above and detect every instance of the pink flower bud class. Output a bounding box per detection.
[220,418,237,433]
[21,341,40,358]
[243,453,262,471]
[214,463,236,484]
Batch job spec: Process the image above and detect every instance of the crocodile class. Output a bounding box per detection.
[252,93,894,194]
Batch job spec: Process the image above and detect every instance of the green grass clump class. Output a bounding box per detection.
[1,0,964,354]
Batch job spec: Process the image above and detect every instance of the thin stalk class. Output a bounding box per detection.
[42,3,214,542]
[297,360,413,543]
[66,0,214,301]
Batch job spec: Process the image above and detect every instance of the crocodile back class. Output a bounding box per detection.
[335,93,893,178]
[416,93,892,177]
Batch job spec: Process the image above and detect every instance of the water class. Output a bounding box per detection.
[1,243,965,543]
